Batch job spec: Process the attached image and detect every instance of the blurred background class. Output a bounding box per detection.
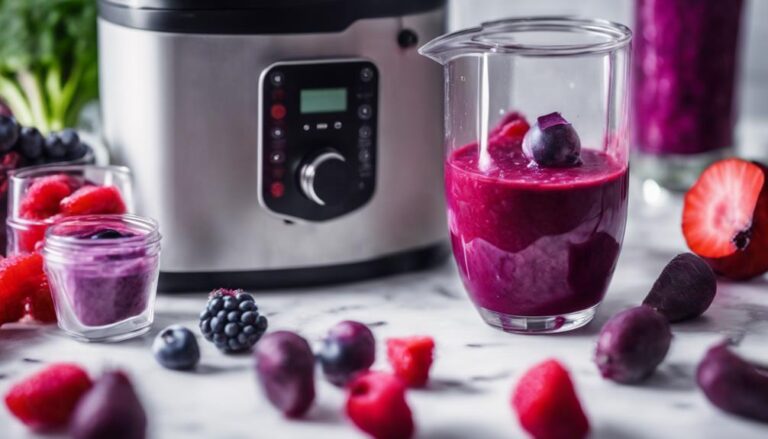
[449,0,768,159]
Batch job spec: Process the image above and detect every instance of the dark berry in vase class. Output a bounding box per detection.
[522,112,582,168]
[16,127,45,160]
[318,320,376,387]
[199,289,268,353]
[59,129,87,160]
[44,132,67,159]
[152,325,200,370]
[254,331,316,418]
[0,115,20,153]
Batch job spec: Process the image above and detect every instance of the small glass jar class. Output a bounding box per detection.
[6,165,134,255]
[43,214,161,342]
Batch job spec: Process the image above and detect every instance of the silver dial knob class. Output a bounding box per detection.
[299,151,351,206]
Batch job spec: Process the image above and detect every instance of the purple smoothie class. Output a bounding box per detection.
[633,0,743,155]
[446,143,629,316]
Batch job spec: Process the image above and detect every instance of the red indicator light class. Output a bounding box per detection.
[270,182,285,198]
[271,104,287,120]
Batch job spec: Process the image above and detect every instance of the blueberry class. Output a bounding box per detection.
[59,128,80,147]
[594,306,672,384]
[522,112,581,168]
[152,325,200,370]
[643,253,717,322]
[16,127,44,159]
[88,229,126,240]
[0,116,19,152]
[44,133,67,158]
[255,331,316,418]
[318,320,376,387]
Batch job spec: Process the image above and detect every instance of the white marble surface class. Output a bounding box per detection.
[2,191,768,439]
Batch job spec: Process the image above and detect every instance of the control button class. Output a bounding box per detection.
[270,127,284,139]
[316,123,328,130]
[269,71,284,86]
[359,125,372,138]
[334,121,343,130]
[269,151,286,164]
[302,124,311,132]
[360,67,374,82]
[397,29,419,48]
[270,104,287,120]
[358,104,373,120]
[358,138,372,148]
[359,150,371,161]
[299,150,352,206]
[270,182,285,198]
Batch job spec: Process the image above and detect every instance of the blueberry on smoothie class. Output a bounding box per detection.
[522,112,581,167]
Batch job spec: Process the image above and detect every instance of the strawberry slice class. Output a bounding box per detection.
[683,159,768,279]
[19,175,74,220]
[60,186,127,216]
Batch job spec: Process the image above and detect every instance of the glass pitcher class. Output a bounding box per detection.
[420,17,632,333]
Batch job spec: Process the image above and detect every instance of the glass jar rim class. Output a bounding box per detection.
[9,164,130,181]
[44,214,161,256]
[420,16,632,60]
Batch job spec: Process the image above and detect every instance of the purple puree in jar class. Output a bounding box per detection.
[633,0,743,155]
[445,141,629,316]
[58,228,156,327]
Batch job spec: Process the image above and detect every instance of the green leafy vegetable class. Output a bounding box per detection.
[0,0,98,133]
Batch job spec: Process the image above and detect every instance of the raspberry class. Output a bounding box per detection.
[346,372,414,439]
[4,363,93,430]
[386,336,435,388]
[19,175,74,220]
[512,359,589,439]
[60,186,127,215]
[0,254,46,327]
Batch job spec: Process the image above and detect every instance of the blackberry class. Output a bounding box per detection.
[199,289,268,353]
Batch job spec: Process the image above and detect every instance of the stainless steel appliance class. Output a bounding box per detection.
[98,0,448,291]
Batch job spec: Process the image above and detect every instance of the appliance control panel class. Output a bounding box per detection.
[260,60,378,222]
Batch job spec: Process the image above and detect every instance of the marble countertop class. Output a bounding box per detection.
[2,191,768,439]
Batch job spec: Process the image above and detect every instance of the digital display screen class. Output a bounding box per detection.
[300,88,348,114]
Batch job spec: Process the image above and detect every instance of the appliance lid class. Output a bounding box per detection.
[99,0,446,35]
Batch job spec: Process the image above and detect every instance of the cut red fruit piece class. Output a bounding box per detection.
[683,158,768,279]
[346,372,414,439]
[19,175,74,220]
[27,277,57,323]
[512,359,590,439]
[386,336,435,388]
[0,254,45,327]
[60,186,127,216]
[499,119,531,142]
[4,363,93,430]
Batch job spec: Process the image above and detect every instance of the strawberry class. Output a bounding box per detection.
[683,158,768,279]
[4,363,93,430]
[19,175,74,220]
[27,277,56,323]
[386,336,435,388]
[0,254,56,326]
[499,119,530,143]
[60,186,127,216]
[512,359,589,439]
[346,372,414,439]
